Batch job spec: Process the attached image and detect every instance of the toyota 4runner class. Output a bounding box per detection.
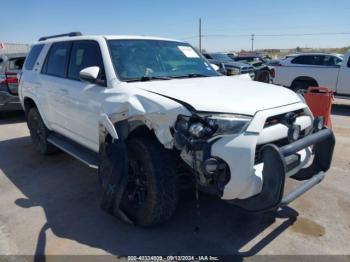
[19,32,335,226]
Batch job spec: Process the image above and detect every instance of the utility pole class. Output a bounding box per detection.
[251,34,255,52]
[199,18,202,53]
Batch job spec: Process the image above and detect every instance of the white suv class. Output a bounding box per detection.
[19,32,335,226]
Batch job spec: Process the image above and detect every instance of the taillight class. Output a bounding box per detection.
[4,72,18,84]
[3,77,18,84]
[2,72,19,95]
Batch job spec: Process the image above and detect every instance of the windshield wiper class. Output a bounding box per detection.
[170,73,211,79]
[126,76,172,82]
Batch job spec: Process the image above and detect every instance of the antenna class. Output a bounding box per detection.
[199,18,202,53]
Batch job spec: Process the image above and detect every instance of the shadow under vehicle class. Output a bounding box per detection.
[0,131,299,258]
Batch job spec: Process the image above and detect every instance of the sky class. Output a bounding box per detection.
[1,0,350,51]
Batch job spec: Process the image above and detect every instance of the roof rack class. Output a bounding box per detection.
[38,32,82,42]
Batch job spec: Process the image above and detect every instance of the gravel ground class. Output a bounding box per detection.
[0,99,349,259]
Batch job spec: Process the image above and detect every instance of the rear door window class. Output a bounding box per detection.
[291,55,315,65]
[67,41,104,80]
[24,44,44,70]
[43,42,71,77]
[313,55,325,66]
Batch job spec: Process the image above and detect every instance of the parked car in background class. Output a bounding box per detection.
[273,52,349,96]
[0,53,26,112]
[202,52,255,79]
[228,54,275,83]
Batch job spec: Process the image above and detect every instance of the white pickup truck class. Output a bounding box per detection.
[274,52,350,96]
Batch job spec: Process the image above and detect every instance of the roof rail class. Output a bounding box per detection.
[38,32,82,42]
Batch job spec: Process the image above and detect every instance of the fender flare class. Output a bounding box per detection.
[291,76,319,87]
[22,95,52,129]
[99,113,119,141]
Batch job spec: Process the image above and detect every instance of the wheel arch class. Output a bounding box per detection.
[23,96,37,113]
[23,96,51,129]
[291,76,319,87]
[99,117,167,148]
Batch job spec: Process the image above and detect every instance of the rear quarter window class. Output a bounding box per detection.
[24,44,44,70]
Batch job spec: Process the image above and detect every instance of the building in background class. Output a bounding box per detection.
[0,42,30,55]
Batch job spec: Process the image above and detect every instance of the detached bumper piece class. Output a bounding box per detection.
[232,128,335,212]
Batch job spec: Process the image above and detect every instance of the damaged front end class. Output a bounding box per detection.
[173,113,251,196]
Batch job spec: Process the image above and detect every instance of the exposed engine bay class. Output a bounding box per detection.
[172,114,232,196]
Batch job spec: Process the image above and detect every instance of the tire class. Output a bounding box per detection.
[27,107,57,155]
[291,80,315,93]
[121,136,178,226]
[256,70,270,83]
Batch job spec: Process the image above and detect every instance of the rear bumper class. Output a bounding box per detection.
[0,91,22,111]
[230,128,335,212]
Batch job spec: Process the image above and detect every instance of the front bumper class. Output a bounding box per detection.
[0,91,22,112]
[230,128,335,212]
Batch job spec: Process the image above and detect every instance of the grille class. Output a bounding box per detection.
[264,109,305,128]
[254,138,290,164]
[254,127,307,164]
[241,67,255,74]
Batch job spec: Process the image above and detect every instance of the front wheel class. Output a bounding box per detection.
[121,137,178,226]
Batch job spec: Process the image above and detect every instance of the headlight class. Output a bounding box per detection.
[174,114,252,141]
[204,114,252,136]
[226,67,240,76]
[188,122,206,138]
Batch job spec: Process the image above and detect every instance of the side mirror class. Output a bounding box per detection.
[79,66,100,83]
[210,64,220,71]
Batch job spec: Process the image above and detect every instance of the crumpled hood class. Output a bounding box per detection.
[127,76,302,115]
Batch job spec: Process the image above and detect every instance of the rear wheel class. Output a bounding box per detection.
[291,79,317,93]
[27,107,57,154]
[120,136,178,226]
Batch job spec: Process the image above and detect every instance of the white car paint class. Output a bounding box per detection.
[19,35,314,201]
[130,76,301,116]
[274,52,350,95]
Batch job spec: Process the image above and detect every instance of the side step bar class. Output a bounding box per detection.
[47,133,99,169]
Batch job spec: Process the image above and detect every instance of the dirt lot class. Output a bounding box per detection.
[0,100,349,258]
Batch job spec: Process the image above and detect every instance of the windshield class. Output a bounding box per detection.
[108,40,218,82]
[209,53,233,63]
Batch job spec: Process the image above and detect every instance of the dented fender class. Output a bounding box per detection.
[98,86,191,147]
[99,113,119,140]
